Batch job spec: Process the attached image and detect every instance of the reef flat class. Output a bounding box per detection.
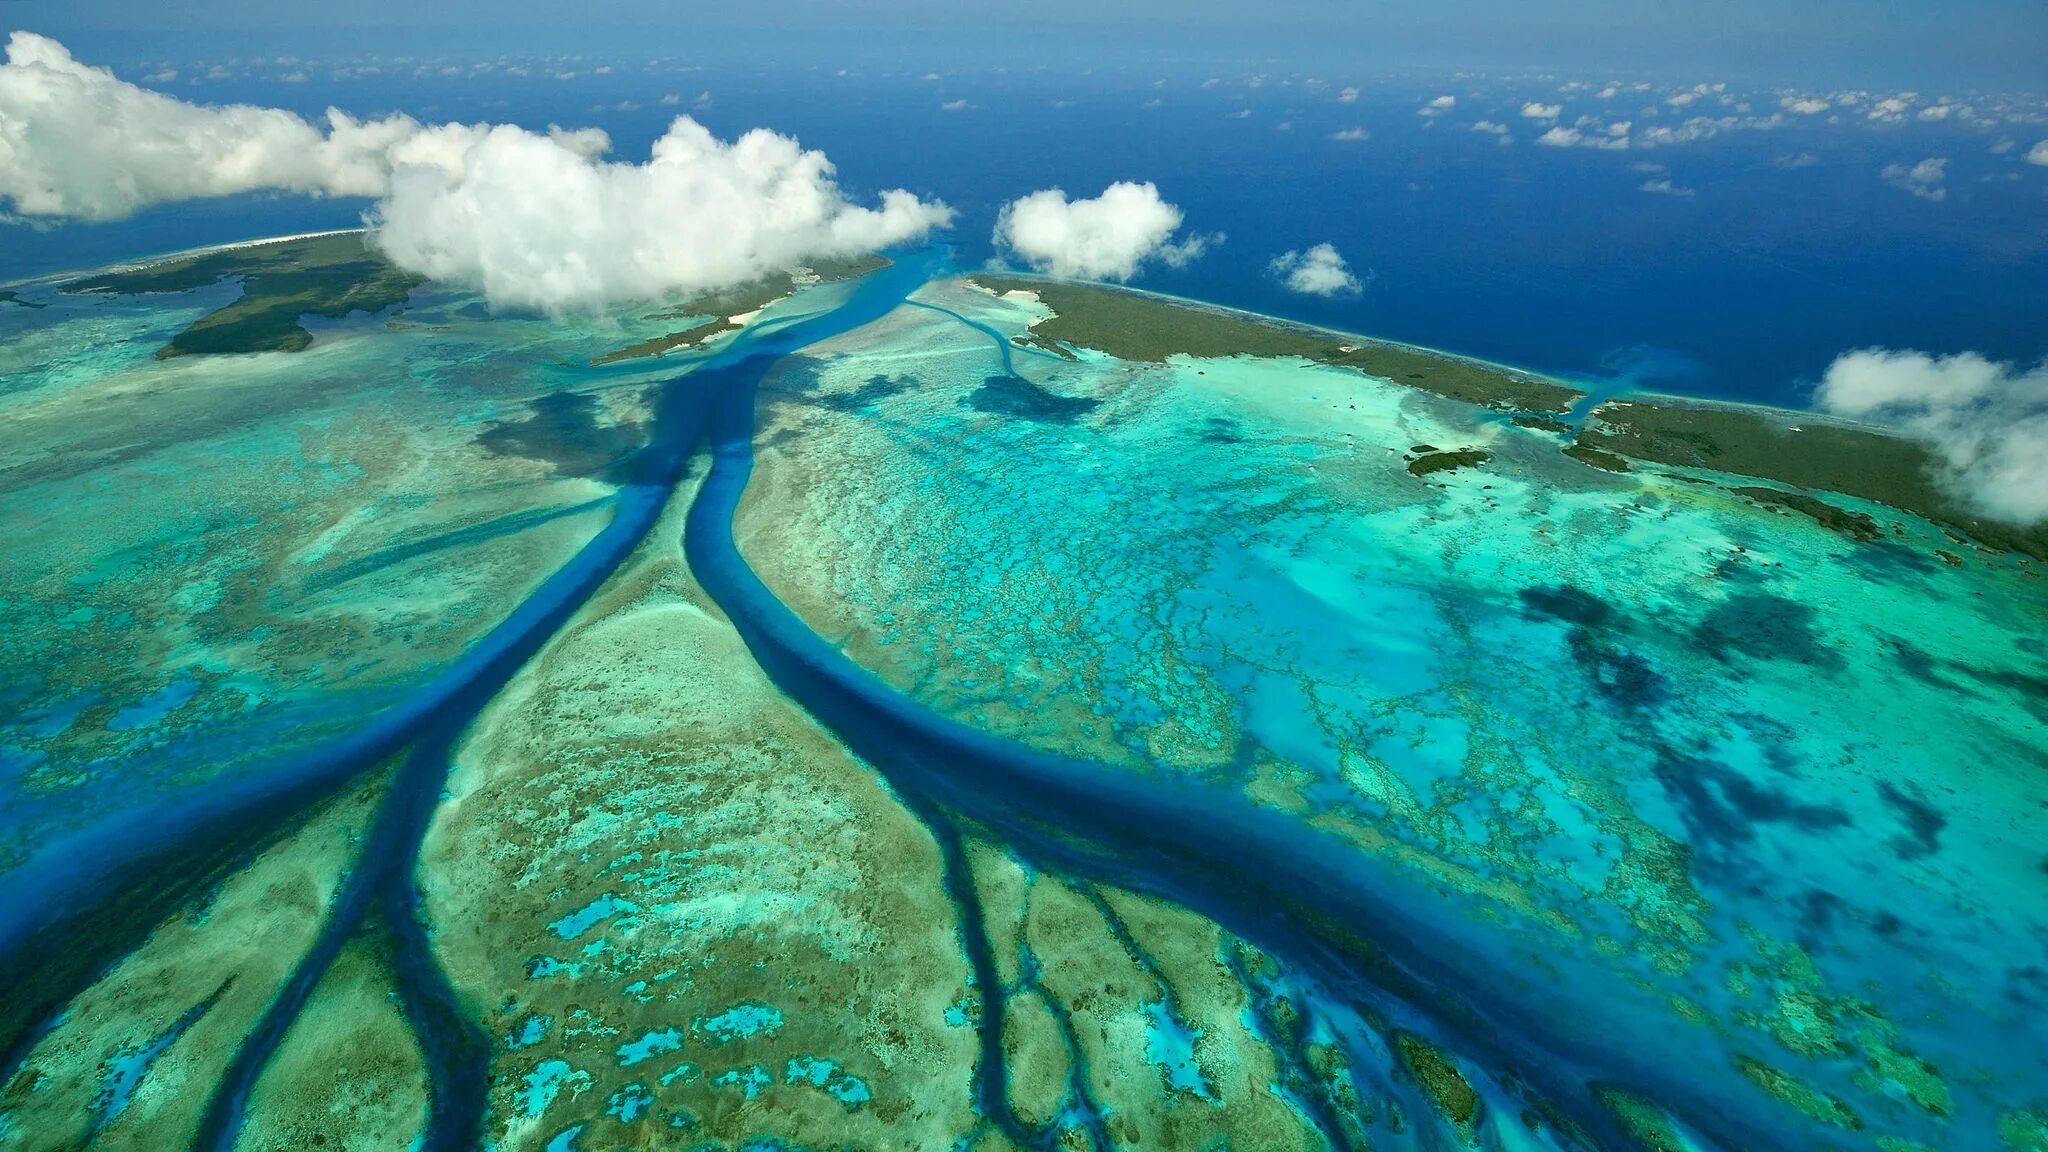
[738,274,2048,1152]
[1,241,2043,1152]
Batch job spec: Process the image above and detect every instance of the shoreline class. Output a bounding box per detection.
[9,233,1993,543]
[1,228,370,292]
[8,233,1856,436]
[973,266,1580,404]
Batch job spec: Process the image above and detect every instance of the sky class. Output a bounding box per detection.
[8,0,2046,89]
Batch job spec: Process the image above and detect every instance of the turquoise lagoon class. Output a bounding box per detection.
[0,242,2042,1152]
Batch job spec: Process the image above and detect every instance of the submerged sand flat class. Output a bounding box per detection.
[0,241,2042,1152]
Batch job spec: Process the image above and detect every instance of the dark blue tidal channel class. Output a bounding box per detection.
[3,251,1827,1151]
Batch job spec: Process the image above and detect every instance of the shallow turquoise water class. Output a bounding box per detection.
[739,277,2048,1150]
[0,249,2043,1151]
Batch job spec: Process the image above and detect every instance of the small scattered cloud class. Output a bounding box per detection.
[1141,97,1163,109]
[1918,104,1954,121]
[1521,101,1562,120]
[660,92,681,105]
[1881,157,1948,201]
[1816,349,2048,524]
[1774,152,1822,169]
[142,67,176,83]
[1330,127,1370,142]
[1337,86,1359,103]
[1269,242,1363,297]
[2027,140,2048,166]
[1419,94,1456,117]
[693,90,713,110]
[993,181,1215,281]
[1225,107,1251,120]
[1537,125,1629,151]
[941,99,971,111]
[1868,96,1914,123]
[1636,113,1784,147]
[1781,96,1830,115]
[1639,177,1695,197]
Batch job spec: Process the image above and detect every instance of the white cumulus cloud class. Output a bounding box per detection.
[1330,126,1371,142]
[993,181,1214,281]
[0,31,478,219]
[1419,95,1456,117]
[1521,102,1563,120]
[1781,96,1830,115]
[1816,349,2048,524]
[375,119,952,314]
[2027,140,2048,166]
[1269,243,1362,296]
[0,32,952,313]
[1881,157,1948,201]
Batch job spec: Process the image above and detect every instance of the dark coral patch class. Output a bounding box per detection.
[1517,585,1667,709]
[1694,593,1842,672]
[964,374,1101,424]
[1199,417,1246,444]
[1876,781,1947,859]
[812,374,913,413]
[1518,584,1621,631]
[1652,745,1852,849]
[475,391,646,482]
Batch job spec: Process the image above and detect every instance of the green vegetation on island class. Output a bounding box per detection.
[1563,443,1631,473]
[594,253,891,366]
[1731,486,1885,543]
[591,316,738,365]
[1408,447,1493,477]
[1573,400,2048,559]
[62,231,422,359]
[1393,1031,1480,1126]
[972,275,1585,414]
[1512,414,1576,434]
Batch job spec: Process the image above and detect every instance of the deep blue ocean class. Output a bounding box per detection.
[6,36,2045,407]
